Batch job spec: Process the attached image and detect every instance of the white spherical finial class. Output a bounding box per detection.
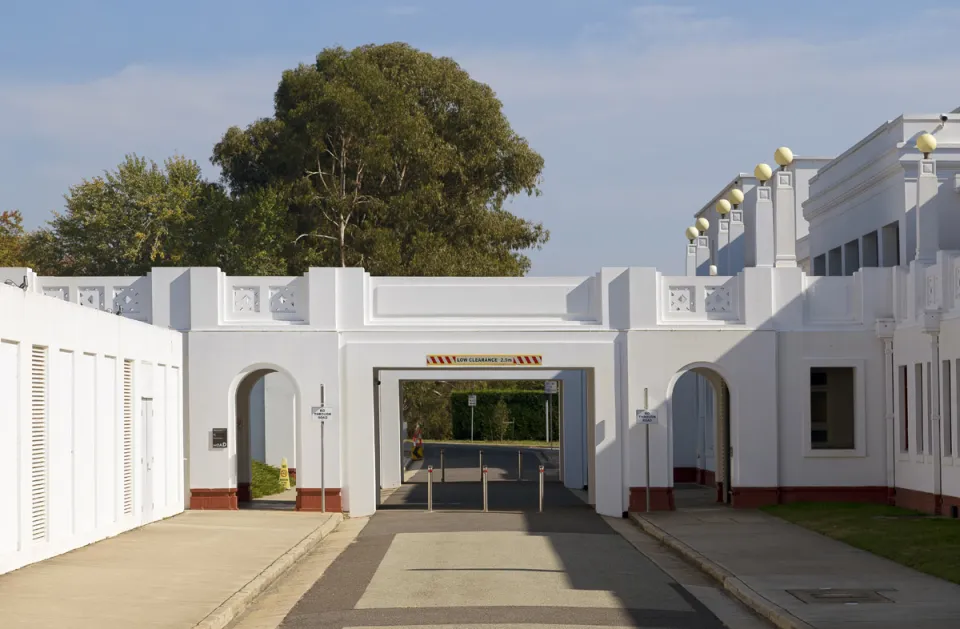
[685,226,700,241]
[695,217,710,233]
[716,198,731,216]
[727,188,744,206]
[917,133,937,157]
[754,163,772,184]
[774,146,794,168]
[708,264,718,276]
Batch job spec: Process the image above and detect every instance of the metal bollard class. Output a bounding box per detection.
[440,449,445,483]
[538,465,544,513]
[482,465,489,512]
[517,449,523,482]
[427,465,434,512]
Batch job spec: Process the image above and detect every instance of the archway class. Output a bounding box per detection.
[667,364,733,508]
[233,367,299,509]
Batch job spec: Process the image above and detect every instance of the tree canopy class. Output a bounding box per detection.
[212,42,547,276]
[10,42,548,279]
[0,211,26,267]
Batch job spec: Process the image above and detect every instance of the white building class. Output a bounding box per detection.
[3,105,960,574]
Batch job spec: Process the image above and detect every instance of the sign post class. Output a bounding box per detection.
[468,394,477,441]
[544,381,557,445]
[636,389,658,514]
[311,405,334,513]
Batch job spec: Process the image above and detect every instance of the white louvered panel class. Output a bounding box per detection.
[30,345,48,542]
[122,360,134,515]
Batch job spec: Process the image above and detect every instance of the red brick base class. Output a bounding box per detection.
[296,488,343,512]
[628,487,674,511]
[190,488,238,510]
[779,486,889,505]
[628,484,927,512]
[698,469,716,487]
[673,467,716,485]
[895,487,941,514]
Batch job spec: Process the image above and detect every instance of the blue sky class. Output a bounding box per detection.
[2,1,960,275]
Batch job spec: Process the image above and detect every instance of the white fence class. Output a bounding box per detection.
[0,283,184,575]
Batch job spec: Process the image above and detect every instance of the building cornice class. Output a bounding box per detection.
[804,145,960,222]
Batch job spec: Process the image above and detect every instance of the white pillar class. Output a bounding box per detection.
[916,158,939,266]
[695,236,710,275]
[929,330,943,509]
[876,320,895,496]
[728,207,746,275]
[773,169,797,267]
[754,185,775,267]
[717,218,731,275]
[685,241,697,276]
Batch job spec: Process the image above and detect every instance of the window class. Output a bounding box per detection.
[862,231,879,268]
[844,239,860,275]
[828,247,842,276]
[899,365,909,452]
[810,367,855,449]
[813,254,826,276]
[943,360,953,458]
[915,363,924,453]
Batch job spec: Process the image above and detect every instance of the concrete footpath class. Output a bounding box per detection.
[633,507,960,629]
[0,510,341,629]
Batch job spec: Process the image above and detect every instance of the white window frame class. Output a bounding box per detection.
[802,358,866,458]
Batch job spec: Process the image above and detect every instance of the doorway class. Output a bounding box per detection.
[670,366,733,509]
[374,368,591,512]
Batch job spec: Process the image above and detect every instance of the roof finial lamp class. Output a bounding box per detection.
[754,163,772,186]
[917,133,937,159]
[774,146,794,171]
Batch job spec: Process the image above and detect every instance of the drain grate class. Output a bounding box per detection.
[787,588,894,604]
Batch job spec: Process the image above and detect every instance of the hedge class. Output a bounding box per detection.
[450,390,559,441]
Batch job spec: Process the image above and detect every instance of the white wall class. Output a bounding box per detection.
[0,283,183,575]
[777,331,887,488]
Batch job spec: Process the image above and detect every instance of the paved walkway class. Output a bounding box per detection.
[634,499,960,629]
[0,510,340,629]
[232,443,770,628]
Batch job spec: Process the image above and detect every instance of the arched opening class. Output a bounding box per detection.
[669,365,732,509]
[233,367,299,510]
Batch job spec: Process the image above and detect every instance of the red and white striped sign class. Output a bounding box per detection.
[426,354,543,366]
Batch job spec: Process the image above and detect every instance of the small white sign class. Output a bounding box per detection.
[467,394,477,407]
[636,409,658,425]
[544,380,558,394]
[311,406,334,423]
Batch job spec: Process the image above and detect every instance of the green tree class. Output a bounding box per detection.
[485,398,511,441]
[23,155,294,277]
[25,155,209,276]
[0,210,26,266]
[212,42,548,276]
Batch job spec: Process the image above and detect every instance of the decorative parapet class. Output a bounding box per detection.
[4,263,900,332]
[659,274,741,324]
[35,275,152,322]
[222,275,307,325]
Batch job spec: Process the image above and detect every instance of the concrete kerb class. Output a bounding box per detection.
[629,513,815,629]
[193,513,343,629]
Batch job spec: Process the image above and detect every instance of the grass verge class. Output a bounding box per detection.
[251,459,296,499]
[761,502,960,585]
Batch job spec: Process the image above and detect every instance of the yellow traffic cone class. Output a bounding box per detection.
[279,457,291,490]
